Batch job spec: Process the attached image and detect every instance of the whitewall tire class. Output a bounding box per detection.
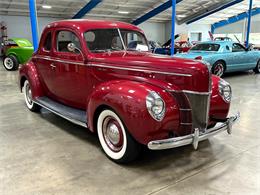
[97,109,141,163]
[23,80,41,112]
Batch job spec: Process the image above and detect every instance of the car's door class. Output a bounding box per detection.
[51,29,88,109]
[34,30,58,96]
[230,43,252,71]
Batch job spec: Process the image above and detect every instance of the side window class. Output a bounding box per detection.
[232,43,245,52]
[43,32,52,51]
[57,31,81,53]
[226,45,230,51]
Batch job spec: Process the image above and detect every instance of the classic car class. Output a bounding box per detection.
[19,19,239,163]
[176,41,260,77]
[2,38,34,71]
[150,35,180,55]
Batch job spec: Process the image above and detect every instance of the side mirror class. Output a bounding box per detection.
[67,42,77,53]
[67,42,85,61]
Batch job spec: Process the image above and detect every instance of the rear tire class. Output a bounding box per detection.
[23,80,41,112]
[97,109,141,163]
[212,61,226,77]
[253,60,260,73]
[3,55,19,71]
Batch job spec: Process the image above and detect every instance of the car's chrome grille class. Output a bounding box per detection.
[169,90,210,132]
[184,92,210,130]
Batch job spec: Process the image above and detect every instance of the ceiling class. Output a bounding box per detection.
[0,0,259,25]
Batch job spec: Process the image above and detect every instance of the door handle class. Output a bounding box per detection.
[50,63,56,69]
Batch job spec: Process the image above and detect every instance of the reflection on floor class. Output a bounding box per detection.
[0,60,260,195]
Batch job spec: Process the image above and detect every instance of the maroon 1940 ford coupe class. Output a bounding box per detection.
[19,19,239,163]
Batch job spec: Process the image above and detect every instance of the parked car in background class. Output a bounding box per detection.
[176,41,260,77]
[19,19,239,163]
[2,38,33,71]
[175,41,192,53]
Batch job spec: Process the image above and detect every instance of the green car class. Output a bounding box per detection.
[3,38,34,71]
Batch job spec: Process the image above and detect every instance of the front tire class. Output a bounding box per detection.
[3,55,19,71]
[212,61,226,77]
[253,60,260,73]
[97,109,141,163]
[23,80,41,112]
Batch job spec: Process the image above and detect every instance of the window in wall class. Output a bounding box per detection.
[57,31,81,53]
[190,32,202,42]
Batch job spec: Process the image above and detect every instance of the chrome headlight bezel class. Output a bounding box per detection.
[146,91,166,121]
[218,79,232,103]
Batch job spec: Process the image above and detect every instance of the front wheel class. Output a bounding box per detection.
[3,55,19,71]
[23,80,41,112]
[253,60,260,73]
[97,109,141,163]
[212,61,226,77]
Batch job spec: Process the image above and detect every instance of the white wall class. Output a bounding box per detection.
[165,21,211,42]
[214,14,260,34]
[138,22,166,44]
[0,15,59,43]
[1,15,168,45]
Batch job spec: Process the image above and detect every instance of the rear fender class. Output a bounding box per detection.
[87,80,180,145]
[19,61,44,99]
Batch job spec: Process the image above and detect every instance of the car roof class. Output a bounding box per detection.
[46,19,144,34]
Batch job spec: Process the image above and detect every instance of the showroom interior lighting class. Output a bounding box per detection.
[118,11,129,14]
[42,5,52,9]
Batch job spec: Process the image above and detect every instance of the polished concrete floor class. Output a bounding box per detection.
[0,60,260,195]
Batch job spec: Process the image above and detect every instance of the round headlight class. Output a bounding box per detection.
[146,91,166,121]
[219,79,232,103]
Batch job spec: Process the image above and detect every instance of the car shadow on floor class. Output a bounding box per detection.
[222,70,256,78]
[37,108,230,170]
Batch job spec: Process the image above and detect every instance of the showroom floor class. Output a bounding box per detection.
[0,59,260,195]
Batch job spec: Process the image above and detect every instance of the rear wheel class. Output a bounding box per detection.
[253,60,260,73]
[23,80,41,112]
[97,109,141,163]
[3,55,19,71]
[212,61,226,77]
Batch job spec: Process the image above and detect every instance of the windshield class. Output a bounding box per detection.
[190,43,220,52]
[84,29,149,53]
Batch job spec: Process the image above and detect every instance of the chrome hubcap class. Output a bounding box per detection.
[25,83,33,105]
[214,64,224,77]
[4,58,14,69]
[102,117,123,152]
[107,123,120,145]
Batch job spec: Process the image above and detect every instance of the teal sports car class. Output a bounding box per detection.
[175,41,260,77]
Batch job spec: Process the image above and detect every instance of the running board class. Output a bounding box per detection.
[34,96,87,128]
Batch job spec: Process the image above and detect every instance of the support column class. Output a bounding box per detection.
[29,0,39,51]
[246,0,253,48]
[171,0,176,56]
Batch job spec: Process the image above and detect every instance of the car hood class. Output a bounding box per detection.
[90,51,211,92]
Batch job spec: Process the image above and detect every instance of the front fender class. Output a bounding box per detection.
[209,75,230,124]
[87,80,180,145]
[19,61,44,99]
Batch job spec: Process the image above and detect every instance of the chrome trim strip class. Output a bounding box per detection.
[89,63,192,77]
[35,56,85,66]
[180,123,192,125]
[34,55,192,77]
[180,108,192,111]
[33,100,88,128]
[167,89,212,95]
[148,112,240,150]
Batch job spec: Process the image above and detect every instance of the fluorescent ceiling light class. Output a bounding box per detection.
[42,5,52,9]
[118,11,129,14]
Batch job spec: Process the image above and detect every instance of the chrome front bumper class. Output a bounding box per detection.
[148,112,240,150]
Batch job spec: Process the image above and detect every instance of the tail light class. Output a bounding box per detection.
[195,56,203,60]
